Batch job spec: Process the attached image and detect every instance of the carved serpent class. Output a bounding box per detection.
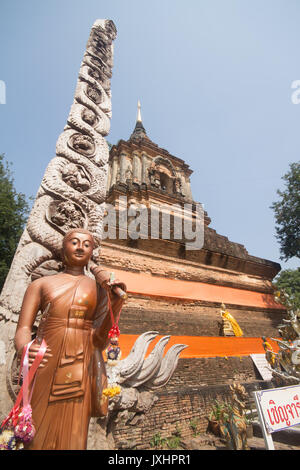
[0,20,117,321]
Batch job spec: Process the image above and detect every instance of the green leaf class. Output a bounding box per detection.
[0,154,31,290]
[271,162,300,261]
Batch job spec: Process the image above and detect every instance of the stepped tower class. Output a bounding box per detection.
[96,102,285,448]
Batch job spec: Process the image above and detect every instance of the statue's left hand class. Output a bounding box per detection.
[107,278,127,293]
[88,263,127,299]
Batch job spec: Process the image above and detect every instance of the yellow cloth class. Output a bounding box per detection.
[222,311,243,337]
[264,341,276,365]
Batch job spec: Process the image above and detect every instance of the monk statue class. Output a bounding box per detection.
[14,228,126,450]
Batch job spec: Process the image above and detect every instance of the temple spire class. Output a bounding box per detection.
[130,100,148,141]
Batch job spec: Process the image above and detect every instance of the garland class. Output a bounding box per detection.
[102,276,123,399]
[0,339,47,450]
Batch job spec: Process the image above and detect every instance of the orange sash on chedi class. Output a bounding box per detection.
[112,269,282,310]
[112,269,282,359]
[119,335,280,359]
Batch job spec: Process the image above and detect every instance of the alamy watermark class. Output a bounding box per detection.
[291,80,300,104]
[0,80,6,104]
[102,196,204,250]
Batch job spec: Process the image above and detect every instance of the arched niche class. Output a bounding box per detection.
[148,156,178,193]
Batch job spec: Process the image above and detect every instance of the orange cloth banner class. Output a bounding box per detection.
[112,269,283,310]
[119,334,279,359]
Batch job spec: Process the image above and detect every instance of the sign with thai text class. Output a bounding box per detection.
[254,384,300,433]
[251,354,273,381]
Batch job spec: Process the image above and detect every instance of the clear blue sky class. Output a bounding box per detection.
[0,0,299,271]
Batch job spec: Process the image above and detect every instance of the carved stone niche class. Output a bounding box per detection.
[89,37,108,60]
[87,65,108,86]
[82,108,98,127]
[68,133,95,157]
[88,37,113,68]
[88,67,102,81]
[46,200,88,235]
[90,56,112,79]
[148,163,174,193]
[86,84,103,105]
[61,162,91,192]
[31,260,62,281]
[105,19,117,39]
[173,178,182,194]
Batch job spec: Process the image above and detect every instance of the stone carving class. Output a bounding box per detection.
[46,200,87,234]
[106,331,187,390]
[86,331,187,449]
[153,156,175,175]
[86,85,103,104]
[263,291,300,385]
[149,167,161,187]
[219,383,250,450]
[125,164,133,181]
[61,163,91,192]
[148,157,178,193]
[173,178,182,194]
[82,108,98,127]
[68,133,95,156]
[0,19,117,325]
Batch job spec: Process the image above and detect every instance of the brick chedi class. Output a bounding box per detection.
[99,103,284,448]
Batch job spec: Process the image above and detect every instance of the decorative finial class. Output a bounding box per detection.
[137,100,142,123]
[130,100,149,141]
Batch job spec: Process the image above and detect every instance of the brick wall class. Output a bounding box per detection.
[112,364,268,450]
[100,242,282,449]
[100,242,277,293]
[165,357,261,390]
[119,299,284,338]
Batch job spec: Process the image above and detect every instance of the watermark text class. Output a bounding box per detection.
[102,197,204,250]
[0,80,6,104]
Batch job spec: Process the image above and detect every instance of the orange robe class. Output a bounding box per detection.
[26,273,119,450]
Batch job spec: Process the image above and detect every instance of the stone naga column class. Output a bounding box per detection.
[0,20,117,324]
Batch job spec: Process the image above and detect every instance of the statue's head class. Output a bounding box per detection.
[62,229,95,268]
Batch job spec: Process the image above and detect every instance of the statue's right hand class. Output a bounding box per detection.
[27,341,53,369]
